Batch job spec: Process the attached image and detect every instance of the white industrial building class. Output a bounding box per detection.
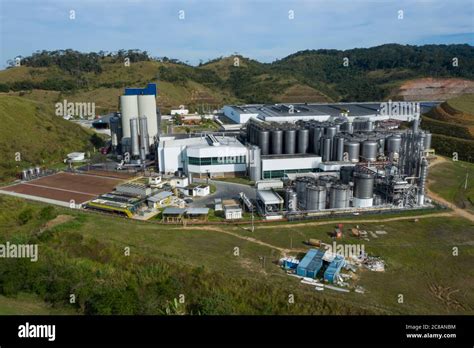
[157,134,248,178]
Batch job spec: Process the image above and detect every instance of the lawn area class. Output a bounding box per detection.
[429,157,474,212]
[0,195,472,315]
[0,293,75,315]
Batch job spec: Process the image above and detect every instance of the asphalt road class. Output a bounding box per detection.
[189,179,256,208]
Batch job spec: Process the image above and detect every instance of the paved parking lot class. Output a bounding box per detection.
[189,179,256,208]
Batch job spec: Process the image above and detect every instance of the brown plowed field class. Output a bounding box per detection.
[1,172,124,203]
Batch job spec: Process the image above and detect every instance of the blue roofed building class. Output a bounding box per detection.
[296,249,325,278]
[124,83,157,96]
[323,254,346,283]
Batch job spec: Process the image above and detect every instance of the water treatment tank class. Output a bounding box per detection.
[361,140,378,161]
[344,141,360,163]
[284,129,297,154]
[306,185,327,211]
[138,95,158,144]
[329,184,350,209]
[285,189,298,212]
[130,118,140,157]
[120,95,138,139]
[271,129,283,155]
[322,137,332,162]
[258,129,270,155]
[297,128,309,153]
[386,134,402,154]
[354,172,375,199]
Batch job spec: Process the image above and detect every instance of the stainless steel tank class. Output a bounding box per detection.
[344,141,360,163]
[312,127,323,155]
[325,126,337,138]
[361,140,378,161]
[130,118,140,157]
[354,172,375,199]
[340,166,355,184]
[386,134,402,154]
[424,132,432,150]
[329,184,350,209]
[271,129,283,155]
[139,116,150,156]
[295,177,309,209]
[285,189,298,212]
[297,128,309,154]
[322,137,332,162]
[333,136,345,161]
[249,145,261,181]
[284,129,296,154]
[306,185,327,211]
[258,129,270,155]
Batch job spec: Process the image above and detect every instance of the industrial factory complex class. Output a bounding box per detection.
[1,83,438,223]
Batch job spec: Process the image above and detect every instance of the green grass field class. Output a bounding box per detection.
[0,195,472,315]
[429,158,474,212]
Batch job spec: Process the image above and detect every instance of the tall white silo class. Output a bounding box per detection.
[137,95,158,143]
[120,95,139,139]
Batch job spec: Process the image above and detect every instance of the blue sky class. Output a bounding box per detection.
[0,0,473,68]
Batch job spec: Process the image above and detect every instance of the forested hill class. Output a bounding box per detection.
[0,44,473,113]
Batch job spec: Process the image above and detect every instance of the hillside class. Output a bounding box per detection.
[422,94,474,161]
[0,44,473,115]
[0,95,97,182]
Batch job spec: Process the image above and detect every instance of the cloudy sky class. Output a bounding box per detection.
[0,0,473,67]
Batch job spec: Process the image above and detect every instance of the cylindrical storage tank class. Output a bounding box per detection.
[340,166,355,184]
[330,184,350,209]
[137,95,158,144]
[386,134,402,155]
[312,127,323,155]
[285,189,298,212]
[424,132,432,150]
[130,118,140,157]
[333,136,345,161]
[121,137,131,156]
[21,169,29,181]
[249,146,261,181]
[325,126,337,139]
[297,128,309,154]
[270,129,283,155]
[347,122,354,134]
[344,141,360,163]
[139,116,150,156]
[366,120,374,132]
[258,129,270,155]
[110,116,121,147]
[306,185,327,211]
[284,129,296,154]
[35,166,41,176]
[120,95,138,139]
[353,172,374,207]
[377,137,385,155]
[295,178,308,209]
[361,140,378,161]
[322,137,332,162]
[28,168,35,176]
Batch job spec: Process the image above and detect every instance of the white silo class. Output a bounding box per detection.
[137,95,158,143]
[120,95,139,139]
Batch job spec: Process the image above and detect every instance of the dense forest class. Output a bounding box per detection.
[2,44,473,102]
